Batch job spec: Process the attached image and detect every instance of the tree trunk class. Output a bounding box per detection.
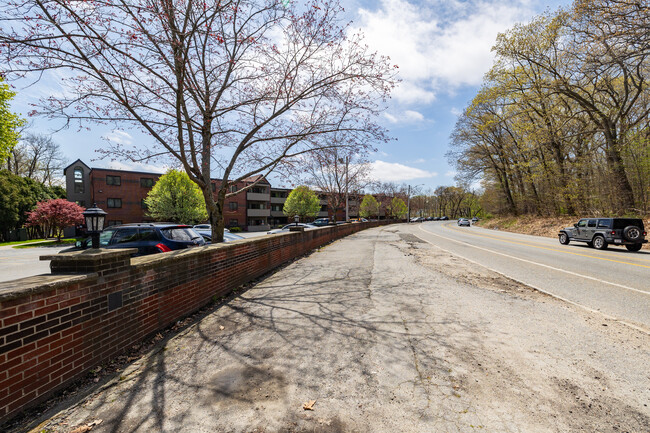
[603,127,635,213]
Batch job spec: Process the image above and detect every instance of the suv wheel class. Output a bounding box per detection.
[623,225,642,242]
[558,232,569,245]
[625,244,643,252]
[592,235,608,250]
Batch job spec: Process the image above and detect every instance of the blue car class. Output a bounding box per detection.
[66,223,205,256]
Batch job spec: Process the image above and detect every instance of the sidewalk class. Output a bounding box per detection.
[19,225,650,432]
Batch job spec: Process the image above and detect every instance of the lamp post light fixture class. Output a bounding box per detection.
[83,203,107,249]
[294,214,300,226]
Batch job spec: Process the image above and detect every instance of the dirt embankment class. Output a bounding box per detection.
[476,215,650,249]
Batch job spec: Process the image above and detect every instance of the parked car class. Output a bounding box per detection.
[311,218,332,227]
[65,223,205,256]
[267,223,317,234]
[440,216,449,221]
[558,218,647,251]
[457,218,471,227]
[195,229,244,243]
[350,218,369,223]
[194,224,232,233]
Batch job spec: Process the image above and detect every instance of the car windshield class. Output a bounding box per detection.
[612,219,644,230]
[99,229,115,247]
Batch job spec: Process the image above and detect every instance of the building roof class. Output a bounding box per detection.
[242,174,270,185]
[63,159,90,175]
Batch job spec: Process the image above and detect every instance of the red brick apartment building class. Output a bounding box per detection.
[64,160,334,231]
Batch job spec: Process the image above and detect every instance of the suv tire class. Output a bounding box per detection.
[558,232,570,245]
[625,244,643,252]
[623,225,642,242]
[592,235,608,250]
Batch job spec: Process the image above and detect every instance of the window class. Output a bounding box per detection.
[248,202,266,209]
[140,177,154,188]
[141,199,148,209]
[73,167,84,194]
[588,219,597,228]
[577,220,587,228]
[212,183,217,192]
[106,175,121,186]
[161,228,196,241]
[99,229,115,246]
[250,186,267,194]
[229,185,237,193]
[320,205,328,212]
[271,204,283,212]
[229,202,238,211]
[597,219,611,229]
[229,219,239,227]
[112,228,139,244]
[138,228,158,241]
[107,198,122,208]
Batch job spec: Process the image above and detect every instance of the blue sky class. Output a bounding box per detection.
[8,0,571,191]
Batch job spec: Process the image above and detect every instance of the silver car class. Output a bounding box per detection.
[457,218,470,227]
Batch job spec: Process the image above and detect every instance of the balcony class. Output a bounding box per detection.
[247,192,270,201]
[247,208,271,217]
[270,210,285,217]
[270,196,286,204]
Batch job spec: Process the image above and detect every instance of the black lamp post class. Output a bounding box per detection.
[294,214,299,226]
[83,203,107,249]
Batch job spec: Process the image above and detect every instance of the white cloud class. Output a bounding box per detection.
[445,170,458,177]
[384,109,426,124]
[356,0,536,104]
[106,160,170,174]
[370,160,438,182]
[450,107,463,116]
[103,130,133,146]
[410,158,427,164]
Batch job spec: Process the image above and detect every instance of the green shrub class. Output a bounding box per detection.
[229,226,242,233]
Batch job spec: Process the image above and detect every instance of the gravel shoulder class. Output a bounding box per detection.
[23,225,650,433]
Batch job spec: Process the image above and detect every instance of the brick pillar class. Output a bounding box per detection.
[39,249,136,276]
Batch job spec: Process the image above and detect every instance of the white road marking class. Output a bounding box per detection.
[412,225,650,335]
[417,224,649,296]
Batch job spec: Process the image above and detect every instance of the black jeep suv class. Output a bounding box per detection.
[558,218,647,251]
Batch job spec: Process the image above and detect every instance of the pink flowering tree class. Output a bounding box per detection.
[26,199,84,242]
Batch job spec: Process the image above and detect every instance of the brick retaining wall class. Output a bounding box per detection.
[0,221,392,424]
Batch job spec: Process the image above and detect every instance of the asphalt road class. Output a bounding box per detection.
[412,221,650,331]
[0,244,67,283]
[23,225,649,433]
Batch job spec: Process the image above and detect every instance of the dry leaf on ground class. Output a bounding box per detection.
[69,419,102,433]
[303,400,316,410]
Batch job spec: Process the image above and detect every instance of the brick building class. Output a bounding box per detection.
[65,160,341,231]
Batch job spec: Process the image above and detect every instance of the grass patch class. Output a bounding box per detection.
[12,239,78,249]
[0,239,52,247]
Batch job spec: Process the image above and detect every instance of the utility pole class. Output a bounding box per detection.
[407,184,411,223]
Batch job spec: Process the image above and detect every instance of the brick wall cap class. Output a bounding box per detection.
[0,273,98,302]
[130,241,249,270]
[40,248,137,263]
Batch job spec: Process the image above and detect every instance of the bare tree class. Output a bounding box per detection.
[302,145,372,220]
[6,133,66,186]
[0,0,395,241]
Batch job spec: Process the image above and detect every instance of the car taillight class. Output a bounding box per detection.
[611,231,616,235]
[644,231,647,236]
[155,243,172,253]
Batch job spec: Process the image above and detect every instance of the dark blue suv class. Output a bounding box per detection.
[69,223,205,256]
